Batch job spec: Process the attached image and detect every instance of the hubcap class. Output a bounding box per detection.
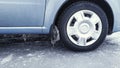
[67,10,102,46]
[79,23,90,34]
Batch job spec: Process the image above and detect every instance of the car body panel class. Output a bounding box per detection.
[43,0,68,33]
[106,0,120,32]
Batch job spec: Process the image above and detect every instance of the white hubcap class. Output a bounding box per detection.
[67,10,102,46]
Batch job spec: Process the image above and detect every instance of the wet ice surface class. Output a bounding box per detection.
[0,32,120,68]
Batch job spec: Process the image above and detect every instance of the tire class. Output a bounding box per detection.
[58,1,108,51]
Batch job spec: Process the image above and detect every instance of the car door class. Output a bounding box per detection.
[0,0,45,27]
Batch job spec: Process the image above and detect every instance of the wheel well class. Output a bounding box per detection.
[54,0,114,34]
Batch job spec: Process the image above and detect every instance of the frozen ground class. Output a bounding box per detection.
[0,32,120,68]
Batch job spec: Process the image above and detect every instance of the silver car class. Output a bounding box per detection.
[0,0,119,51]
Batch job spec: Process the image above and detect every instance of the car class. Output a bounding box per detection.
[0,0,119,51]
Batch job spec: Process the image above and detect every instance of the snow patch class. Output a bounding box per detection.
[18,56,23,59]
[27,54,34,57]
[0,54,13,65]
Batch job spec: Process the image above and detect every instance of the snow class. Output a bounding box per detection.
[0,54,13,65]
[0,32,120,68]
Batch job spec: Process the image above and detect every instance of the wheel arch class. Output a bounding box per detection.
[54,0,114,34]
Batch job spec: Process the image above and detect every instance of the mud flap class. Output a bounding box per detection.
[50,26,60,46]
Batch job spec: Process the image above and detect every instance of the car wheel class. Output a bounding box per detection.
[58,1,108,51]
